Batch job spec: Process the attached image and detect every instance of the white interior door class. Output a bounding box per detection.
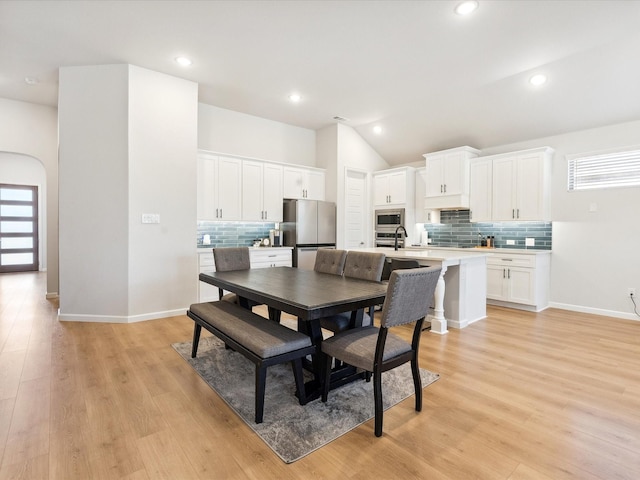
[344,169,368,249]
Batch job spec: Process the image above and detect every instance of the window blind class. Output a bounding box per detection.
[568,148,640,191]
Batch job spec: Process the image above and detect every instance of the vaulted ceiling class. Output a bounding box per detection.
[2,0,639,165]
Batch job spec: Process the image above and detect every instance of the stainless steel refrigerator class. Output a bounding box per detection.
[282,199,337,270]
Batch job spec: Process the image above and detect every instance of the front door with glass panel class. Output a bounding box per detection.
[0,184,38,272]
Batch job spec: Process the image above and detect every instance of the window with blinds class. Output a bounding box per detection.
[568,148,640,191]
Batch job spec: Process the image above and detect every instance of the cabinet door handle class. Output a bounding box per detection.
[517,209,520,219]
[444,184,447,193]
[220,208,222,218]
[440,185,443,193]
[512,209,515,219]
[508,269,511,279]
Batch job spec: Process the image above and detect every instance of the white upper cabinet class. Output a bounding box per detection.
[283,166,325,200]
[414,167,440,224]
[242,160,283,222]
[490,147,553,221]
[469,158,493,223]
[197,153,242,221]
[423,146,480,209]
[373,167,415,207]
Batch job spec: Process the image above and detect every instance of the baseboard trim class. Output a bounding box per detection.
[549,302,640,322]
[58,308,187,324]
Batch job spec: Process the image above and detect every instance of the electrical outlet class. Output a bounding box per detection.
[525,237,535,247]
[506,239,515,245]
[629,288,636,297]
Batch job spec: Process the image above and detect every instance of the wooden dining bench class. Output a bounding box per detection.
[187,301,316,423]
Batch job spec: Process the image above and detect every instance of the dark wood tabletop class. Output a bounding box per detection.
[199,267,387,321]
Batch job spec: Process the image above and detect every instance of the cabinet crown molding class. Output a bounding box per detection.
[423,146,481,159]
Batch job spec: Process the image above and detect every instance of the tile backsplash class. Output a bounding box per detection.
[197,221,275,248]
[422,210,552,249]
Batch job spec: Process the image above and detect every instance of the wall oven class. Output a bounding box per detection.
[375,208,405,248]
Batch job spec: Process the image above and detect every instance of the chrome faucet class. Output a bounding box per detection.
[394,225,407,251]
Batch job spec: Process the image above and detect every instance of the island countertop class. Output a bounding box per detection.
[349,247,490,266]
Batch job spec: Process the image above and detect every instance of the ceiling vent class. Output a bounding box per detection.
[333,116,350,123]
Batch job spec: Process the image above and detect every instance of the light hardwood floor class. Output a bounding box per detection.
[1,271,639,479]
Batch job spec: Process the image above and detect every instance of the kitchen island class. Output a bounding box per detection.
[349,247,490,334]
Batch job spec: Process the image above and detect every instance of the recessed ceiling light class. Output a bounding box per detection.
[175,56,192,67]
[455,1,479,15]
[529,74,548,86]
[288,93,302,103]
[24,76,39,85]
[373,125,383,135]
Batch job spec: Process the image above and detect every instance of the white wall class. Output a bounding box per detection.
[317,123,390,248]
[128,66,198,318]
[58,64,198,322]
[0,152,47,270]
[198,104,316,165]
[481,120,640,320]
[0,98,58,296]
[58,64,130,318]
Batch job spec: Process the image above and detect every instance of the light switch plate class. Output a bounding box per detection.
[141,213,160,224]
[506,239,515,245]
[525,237,535,247]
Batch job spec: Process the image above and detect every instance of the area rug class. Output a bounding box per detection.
[172,336,439,463]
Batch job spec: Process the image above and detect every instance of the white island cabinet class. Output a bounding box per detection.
[349,247,489,334]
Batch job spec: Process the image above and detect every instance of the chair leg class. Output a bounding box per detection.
[255,366,267,424]
[411,357,422,412]
[321,354,333,402]
[373,368,383,437]
[191,323,202,358]
[291,359,308,405]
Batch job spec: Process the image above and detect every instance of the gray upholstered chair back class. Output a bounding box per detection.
[314,248,347,275]
[343,251,386,281]
[390,258,420,271]
[381,266,441,328]
[213,247,251,272]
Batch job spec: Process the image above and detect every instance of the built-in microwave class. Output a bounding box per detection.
[375,208,405,231]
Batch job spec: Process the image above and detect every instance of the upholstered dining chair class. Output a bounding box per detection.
[390,258,421,271]
[321,266,442,437]
[212,247,260,308]
[319,251,386,333]
[314,248,347,276]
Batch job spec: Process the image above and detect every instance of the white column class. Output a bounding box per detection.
[429,265,448,334]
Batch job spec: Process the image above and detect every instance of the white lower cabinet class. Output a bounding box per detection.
[198,248,292,302]
[250,248,292,268]
[486,251,550,312]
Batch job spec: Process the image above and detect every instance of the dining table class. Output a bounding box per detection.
[198,266,388,399]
